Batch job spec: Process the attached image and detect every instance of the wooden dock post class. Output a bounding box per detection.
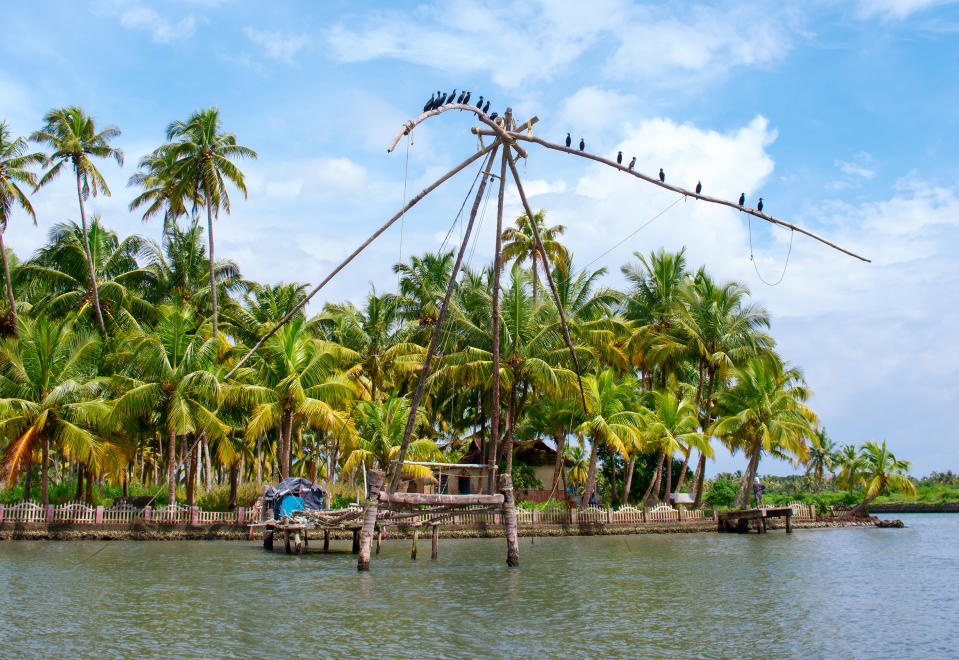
[411,528,419,560]
[323,530,330,552]
[376,529,382,555]
[293,531,303,554]
[500,473,520,567]
[284,532,292,554]
[786,511,792,534]
[357,469,384,570]
[431,524,439,560]
[263,529,274,550]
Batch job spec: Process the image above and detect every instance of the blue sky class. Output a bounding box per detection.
[2,0,958,477]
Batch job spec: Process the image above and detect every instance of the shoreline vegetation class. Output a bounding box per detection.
[0,107,925,521]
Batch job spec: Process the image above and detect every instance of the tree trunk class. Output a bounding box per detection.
[692,454,708,507]
[847,491,881,518]
[734,443,761,507]
[488,148,507,494]
[675,449,692,492]
[582,438,600,506]
[186,438,197,507]
[228,461,239,511]
[622,454,637,505]
[609,453,618,502]
[23,453,32,502]
[642,449,665,506]
[280,409,293,479]
[41,433,50,507]
[504,377,517,476]
[84,466,94,504]
[205,195,219,338]
[75,173,107,336]
[666,452,673,502]
[167,429,177,505]
[75,462,84,501]
[0,230,17,333]
[550,432,566,497]
[203,436,212,491]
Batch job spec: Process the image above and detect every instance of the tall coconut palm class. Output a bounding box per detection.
[0,122,45,329]
[0,317,106,505]
[20,218,154,332]
[501,210,568,301]
[128,144,199,231]
[639,390,708,505]
[110,303,227,505]
[164,108,257,338]
[847,440,916,517]
[836,443,864,493]
[31,107,124,336]
[393,250,455,329]
[575,369,646,507]
[713,355,818,507]
[805,428,838,492]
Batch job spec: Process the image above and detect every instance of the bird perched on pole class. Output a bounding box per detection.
[659,168,665,182]
[463,91,471,105]
[739,193,746,207]
[617,151,623,165]
[757,198,764,213]
[488,112,499,122]
[446,90,456,105]
[424,94,435,112]
[476,95,484,109]
[579,138,585,151]
[566,133,571,148]
[483,100,490,114]
[695,181,702,194]
[437,92,447,107]
[628,157,636,171]
[457,91,466,104]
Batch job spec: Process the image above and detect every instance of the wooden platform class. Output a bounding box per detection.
[717,506,793,534]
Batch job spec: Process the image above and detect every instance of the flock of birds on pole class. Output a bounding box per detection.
[419,91,765,214]
[423,89,499,122]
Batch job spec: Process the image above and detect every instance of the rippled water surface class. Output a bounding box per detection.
[1,514,957,658]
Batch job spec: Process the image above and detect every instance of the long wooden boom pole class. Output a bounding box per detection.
[224,142,497,380]
[472,128,871,263]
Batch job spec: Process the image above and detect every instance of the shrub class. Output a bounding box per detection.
[704,477,738,506]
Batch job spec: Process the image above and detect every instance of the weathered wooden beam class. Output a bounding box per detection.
[224,141,499,381]
[431,524,439,560]
[357,469,385,571]
[378,492,505,506]
[488,143,508,495]
[474,127,871,263]
[388,146,501,493]
[411,528,419,560]
[500,473,519,567]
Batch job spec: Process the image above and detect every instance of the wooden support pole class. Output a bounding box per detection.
[284,532,291,554]
[379,492,504,506]
[352,529,360,554]
[376,529,382,554]
[505,151,588,412]
[225,142,498,381]
[786,512,792,534]
[488,146,508,495]
[388,103,527,157]
[323,529,330,552]
[473,127,871,263]
[303,529,309,550]
[293,532,303,554]
[411,528,419,560]
[357,469,385,571]
[500,473,520,567]
[388,146,501,493]
[263,529,274,550]
[431,524,439,560]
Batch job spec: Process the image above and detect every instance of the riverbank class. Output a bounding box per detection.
[868,501,959,513]
[0,517,878,541]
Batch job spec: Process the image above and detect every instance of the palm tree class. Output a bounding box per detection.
[713,355,818,507]
[128,144,198,231]
[110,303,226,505]
[836,443,864,493]
[393,250,455,328]
[640,390,707,505]
[501,210,568,301]
[847,440,916,517]
[20,218,154,332]
[0,121,45,328]
[805,428,838,491]
[340,395,440,481]
[564,442,589,492]
[31,107,124,336]
[0,317,106,505]
[575,369,646,507]
[164,108,257,338]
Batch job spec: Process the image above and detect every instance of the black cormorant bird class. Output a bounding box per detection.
[437,93,447,107]
[617,151,623,165]
[738,193,745,207]
[628,156,636,170]
[456,91,466,104]
[446,90,456,105]
[424,94,435,112]
[476,95,484,109]
[463,91,471,105]
[483,100,490,114]
[579,138,585,151]
[757,198,764,213]
[566,133,571,148]
[659,168,665,182]
[695,181,702,194]
[489,112,499,121]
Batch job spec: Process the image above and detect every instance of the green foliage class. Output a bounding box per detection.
[196,482,263,511]
[704,477,738,506]
[512,461,543,490]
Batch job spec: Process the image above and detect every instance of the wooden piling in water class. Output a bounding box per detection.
[323,530,330,551]
[263,529,274,551]
[411,528,419,560]
[431,524,439,560]
[352,529,360,554]
[500,473,520,567]
[357,470,384,570]
[376,529,382,555]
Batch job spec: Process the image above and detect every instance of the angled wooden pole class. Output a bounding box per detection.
[505,151,589,413]
[487,147,509,494]
[224,142,498,381]
[388,145,502,493]
[389,103,526,158]
[473,127,870,263]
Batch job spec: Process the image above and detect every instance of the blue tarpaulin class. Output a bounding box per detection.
[263,477,327,519]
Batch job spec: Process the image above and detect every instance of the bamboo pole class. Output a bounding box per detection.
[488,146,508,494]
[224,142,498,381]
[500,473,520,567]
[473,127,870,263]
[388,145,501,493]
[431,523,439,560]
[505,151,588,412]
[388,103,526,158]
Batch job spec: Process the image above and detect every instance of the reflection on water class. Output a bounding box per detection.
[0,515,957,658]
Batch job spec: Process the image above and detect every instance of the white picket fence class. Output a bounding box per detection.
[0,500,255,525]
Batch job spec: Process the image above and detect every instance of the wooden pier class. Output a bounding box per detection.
[717,506,793,534]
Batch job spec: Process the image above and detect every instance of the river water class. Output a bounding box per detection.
[0,514,956,658]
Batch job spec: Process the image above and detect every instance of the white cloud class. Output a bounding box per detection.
[243,27,308,64]
[857,0,958,20]
[326,1,800,88]
[836,160,876,179]
[557,87,638,139]
[118,4,196,43]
